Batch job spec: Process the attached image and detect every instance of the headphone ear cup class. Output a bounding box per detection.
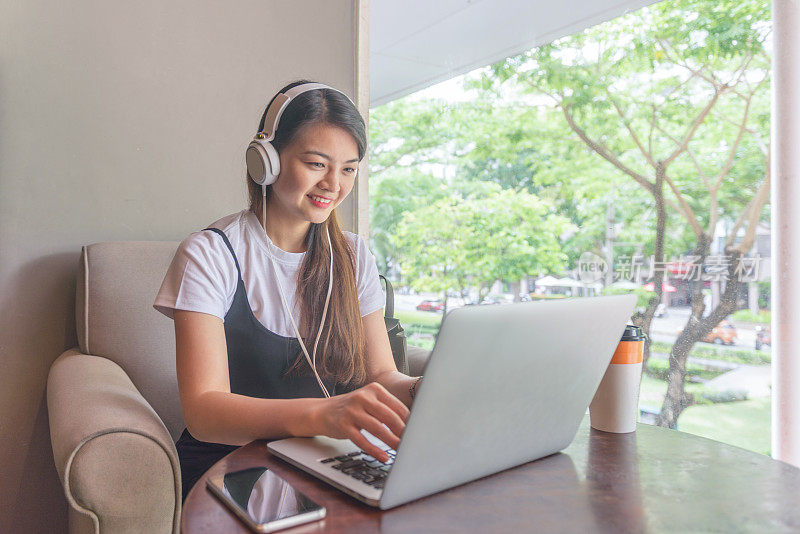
[262,142,280,184]
[246,140,280,186]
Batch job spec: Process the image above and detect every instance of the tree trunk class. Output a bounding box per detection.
[510,279,521,302]
[478,281,491,304]
[656,240,743,428]
[632,162,667,369]
[456,275,469,305]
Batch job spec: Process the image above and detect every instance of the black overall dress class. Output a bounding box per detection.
[175,228,338,501]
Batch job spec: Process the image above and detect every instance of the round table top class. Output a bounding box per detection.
[182,418,800,533]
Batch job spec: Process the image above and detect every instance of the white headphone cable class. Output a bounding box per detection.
[312,226,334,381]
[265,224,334,398]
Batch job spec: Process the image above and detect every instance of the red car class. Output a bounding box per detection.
[702,320,738,345]
[416,299,445,312]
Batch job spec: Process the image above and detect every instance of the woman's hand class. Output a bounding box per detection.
[315,382,410,462]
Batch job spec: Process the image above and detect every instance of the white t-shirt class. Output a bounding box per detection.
[153,210,385,337]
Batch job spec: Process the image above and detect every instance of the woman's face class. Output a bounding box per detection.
[269,123,360,226]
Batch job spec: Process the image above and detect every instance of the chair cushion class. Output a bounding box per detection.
[77,241,184,439]
[407,345,431,377]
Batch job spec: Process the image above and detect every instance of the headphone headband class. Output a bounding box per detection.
[259,82,355,142]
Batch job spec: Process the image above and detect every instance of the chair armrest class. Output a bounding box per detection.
[407,345,431,377]
[47,349,181,534]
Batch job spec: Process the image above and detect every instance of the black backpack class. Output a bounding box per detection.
[380,275,408,374]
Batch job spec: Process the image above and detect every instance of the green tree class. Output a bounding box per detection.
[395,182,572,313]
[369,168,450,276]
[368,98,471,179]
[450,100,671,270]
[368,97,480,275]
[474,0,770,427]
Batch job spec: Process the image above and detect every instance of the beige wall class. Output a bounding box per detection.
[0,1,363,531]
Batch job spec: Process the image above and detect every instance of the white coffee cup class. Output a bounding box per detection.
[589,325,645,433]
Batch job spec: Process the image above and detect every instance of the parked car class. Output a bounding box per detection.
[654,303,667,317]
[755,325,771,350]
[702,320,738,345]
[479,296,503,305]
[416,299,445,312]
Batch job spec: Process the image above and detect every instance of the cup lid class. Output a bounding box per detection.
[621,324,645,341]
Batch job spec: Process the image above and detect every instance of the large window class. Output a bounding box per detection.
[369,0,772,454]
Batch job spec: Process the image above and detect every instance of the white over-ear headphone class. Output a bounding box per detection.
[246,82,356,187]
[251,82,356,398]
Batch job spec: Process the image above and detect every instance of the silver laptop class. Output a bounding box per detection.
[268,294,636,510]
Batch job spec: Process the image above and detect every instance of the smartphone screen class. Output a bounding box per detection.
[207,467,325,533]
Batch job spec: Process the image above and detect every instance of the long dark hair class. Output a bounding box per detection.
[247,80,369,387]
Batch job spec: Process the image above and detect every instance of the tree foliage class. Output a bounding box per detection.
[395,182,571,307]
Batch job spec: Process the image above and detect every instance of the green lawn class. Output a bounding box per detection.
[678,398,771,456]
[395,309,442,328]
[638,375,710,406]
[730,309,771,324]
[639,374,669,407]
[396,310,441,350]
[649,341,771,365]
[639,375,771,456]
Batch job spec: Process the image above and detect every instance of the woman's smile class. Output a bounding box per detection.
[307,194,333,208]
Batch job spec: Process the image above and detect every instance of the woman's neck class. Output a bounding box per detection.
[257,203,310,253]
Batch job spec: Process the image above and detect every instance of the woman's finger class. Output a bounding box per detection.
[346,427,389,462]
[363,398,406,439]
[374,386,411,422]
[355,413,401,451]
[363,382,410,423]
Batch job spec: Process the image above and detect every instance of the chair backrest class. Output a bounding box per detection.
[77,241,184,440]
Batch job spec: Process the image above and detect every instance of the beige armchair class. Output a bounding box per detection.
[48,242,185,533]
[47,241,431,533]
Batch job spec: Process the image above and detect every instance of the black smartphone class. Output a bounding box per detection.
[206,467,326,533]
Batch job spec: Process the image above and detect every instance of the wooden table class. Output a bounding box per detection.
[182,418,800,533]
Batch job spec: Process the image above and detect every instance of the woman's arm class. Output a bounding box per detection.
[174,309,407,461]
[174,310,323,445]
[362,308,420,407]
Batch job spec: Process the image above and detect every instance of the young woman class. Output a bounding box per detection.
[154,80,422,501]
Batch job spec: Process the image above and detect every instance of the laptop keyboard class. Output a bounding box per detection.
[320,449,396,489]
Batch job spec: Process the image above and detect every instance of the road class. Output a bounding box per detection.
[647,307,769,353]
[395,292,773,398]
[392,292,770,353]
